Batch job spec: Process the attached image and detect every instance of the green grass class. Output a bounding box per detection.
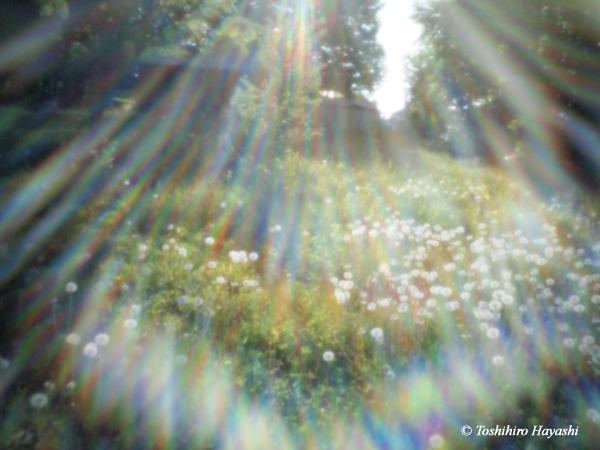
[2,148,600,449]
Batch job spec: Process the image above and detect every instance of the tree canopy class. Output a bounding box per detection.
[403,0,600,191]
[1,0,385,108]
[316,0,385,100]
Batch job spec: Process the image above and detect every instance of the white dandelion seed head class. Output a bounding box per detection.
[94,333,109,346]
[207,261,217,269]
[582,335,595,345]
[370,327,384,340]
[587,408,600,423]
[486,328,500,339]
[229,251,241,263]
[65,282,77,293]
[323,351,335,362]
[216,276,227,285]
[184,263,194,271]
[178,247,188,257]
[83,342,98,358]
[66,333,81,346]
[124,318,137,330]
[30,392,48,409]
[205,237,215,245]
[492,355,504,366]
[378,298,391,308]
[338,280,354,290]
[489,300,502,312]
[194,297,204,307]
[429,434,445,449]
[249,252,258,261]
[334,289,350,304]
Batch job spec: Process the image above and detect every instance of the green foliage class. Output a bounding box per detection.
[317,0,385,99]
[404,0,600,169]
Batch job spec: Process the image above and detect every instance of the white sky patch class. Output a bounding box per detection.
[371,0,422,118]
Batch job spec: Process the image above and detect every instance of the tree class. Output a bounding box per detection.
[316,0,385,100]
[405,0,600,193]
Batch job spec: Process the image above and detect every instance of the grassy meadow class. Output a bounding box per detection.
[1,144,600,449]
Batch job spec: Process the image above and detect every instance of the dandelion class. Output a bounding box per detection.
[249,252,258,261]
[83,342,98,358]
[131,304,141,315]
[322,351,335,362]
[194,297,204,307]
[184,263,194,271]
[344,271,353,280]
[587,409,600,424]
[178,247,188,257]
[334,289,350,304]
[94,333,109,346]
[486,328,500,339]
[0,357,10,369]
[371,327,384,340]
[30,393,48,409]
[445,301,459,311]
[582,335,595,345]
[65,282,77,293]
[207,261,217,269]
[489,300,502,312]
[216,276,227,284]
[492,355,504,366]
[205,237,215,245]
[66,333,81,346]
[429,434,445,449]
[162,244,170,251]
[44,381,55,391]
[124,318,137,330]
[378,298,392,307]
[138,244,148,252]
[563,338,575,348]
[384,364,396,380]
[367,302,377,311]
